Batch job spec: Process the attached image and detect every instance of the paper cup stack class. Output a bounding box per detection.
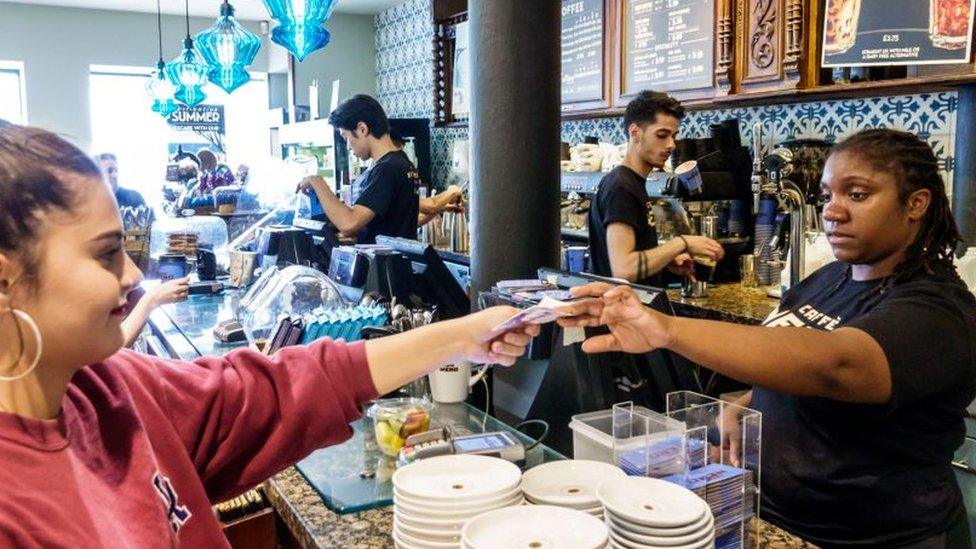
[391,455,524,549]
[462,505,610,549]
[520,460,627,517]
[598,477,715,549]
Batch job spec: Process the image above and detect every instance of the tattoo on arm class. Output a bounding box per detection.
[637,250,649,281]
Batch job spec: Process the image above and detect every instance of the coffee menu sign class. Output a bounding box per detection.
[622,0,715,95]
[823,0,975,66]
[562,0,605,107]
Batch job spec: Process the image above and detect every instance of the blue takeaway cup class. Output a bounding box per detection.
[674,161,704,195]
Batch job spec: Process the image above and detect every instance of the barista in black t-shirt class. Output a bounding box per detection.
[564,129,976,548]
[588,91,722,286]
[299,94,419,245]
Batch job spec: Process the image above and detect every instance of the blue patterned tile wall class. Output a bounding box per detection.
[378,2,958,194]
[563,92,958,194]
[376,0,469,188]
[376,0,434,119]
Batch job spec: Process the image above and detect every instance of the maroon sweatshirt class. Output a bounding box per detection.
[0,340,378,548]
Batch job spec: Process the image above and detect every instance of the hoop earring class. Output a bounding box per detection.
[0,309,42,382]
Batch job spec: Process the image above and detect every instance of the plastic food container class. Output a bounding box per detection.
[366,398,434,457]
[568,406,682,463]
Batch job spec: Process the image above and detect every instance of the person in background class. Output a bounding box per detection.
[96,152,146,208]
[388,129,464,227]
[120,277,191,347]
[588,91,723,286]
[299,94,420,244]
[0,125,538,546]
[563,129,976,548]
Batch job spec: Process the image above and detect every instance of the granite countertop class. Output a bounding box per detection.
[264,466,819,548]
[667,283,780,325]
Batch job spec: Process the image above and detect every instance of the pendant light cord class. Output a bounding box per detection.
[156,0,163,61]
[184,0,190,39]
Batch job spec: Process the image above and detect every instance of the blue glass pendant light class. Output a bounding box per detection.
[261,0,339,61]
[147,61,178,117]
[165,0,209,107]
[146,0,177,117]
[196,1,261,94]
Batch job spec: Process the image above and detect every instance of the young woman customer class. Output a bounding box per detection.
[0,125,538,546]
[561,129,976,548]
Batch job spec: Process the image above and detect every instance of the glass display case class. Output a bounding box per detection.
[149,214,230,270]
[238,265,349,346]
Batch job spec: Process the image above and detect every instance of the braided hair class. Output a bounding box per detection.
[831,129,961,290]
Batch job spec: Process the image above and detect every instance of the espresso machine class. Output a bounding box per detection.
[647,119,756,282]
[559,172,603,272]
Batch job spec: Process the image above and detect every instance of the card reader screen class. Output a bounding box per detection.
[455,435,507,452]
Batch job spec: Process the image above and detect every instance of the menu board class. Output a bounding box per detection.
[822,0,975,67]
[623,0,715,95]
[562,0,605,105]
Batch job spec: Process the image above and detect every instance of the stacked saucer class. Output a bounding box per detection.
[462,504,610,549]
[598,477,715,549]
[391,455,523,549]
[521,460,627,517]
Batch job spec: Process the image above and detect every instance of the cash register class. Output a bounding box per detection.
[324,236,471,320]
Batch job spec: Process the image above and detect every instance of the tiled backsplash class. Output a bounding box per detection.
[376,1,957,194]
[563,92,958,193]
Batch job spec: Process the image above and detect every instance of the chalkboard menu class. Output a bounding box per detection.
[562,0,605,106]
[822,0,975,67]
[623,0,715,95]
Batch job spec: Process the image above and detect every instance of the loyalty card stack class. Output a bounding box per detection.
[662,463,756,549]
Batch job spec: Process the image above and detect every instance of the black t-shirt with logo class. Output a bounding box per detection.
[352,150,420,245]
[755,261,976,547]
[587,165,660,286]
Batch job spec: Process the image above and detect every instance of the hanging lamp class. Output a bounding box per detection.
[165,0,209,107]
[261,0,338,61]
[196,1,261,94]
[146,0,177,117]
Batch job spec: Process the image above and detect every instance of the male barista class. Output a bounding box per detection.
[588,91,723,285]
[299,94,420,244]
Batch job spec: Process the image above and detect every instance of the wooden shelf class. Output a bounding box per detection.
[562,73,976,119]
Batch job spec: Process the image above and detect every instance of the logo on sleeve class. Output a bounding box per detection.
[153,471,192,534]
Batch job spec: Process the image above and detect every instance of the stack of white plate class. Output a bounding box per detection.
[521,460,627,517]
[598,477,715,549]
[462,504,610,549]
[391,455,524,549]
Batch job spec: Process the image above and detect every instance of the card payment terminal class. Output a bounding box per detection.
[396,427,526,467]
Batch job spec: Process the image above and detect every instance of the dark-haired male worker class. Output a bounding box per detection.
[299,94,420,244]
[588,91,723,285]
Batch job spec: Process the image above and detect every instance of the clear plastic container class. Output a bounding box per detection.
[238,265,348,346]
[366,398,434,457]
[149,214,229,269]
[569,405,684,463]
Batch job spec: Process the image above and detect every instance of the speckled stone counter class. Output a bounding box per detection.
[264,466,818,548]
[667,283,780,325]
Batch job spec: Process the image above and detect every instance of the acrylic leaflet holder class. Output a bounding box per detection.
[611,391,762,549]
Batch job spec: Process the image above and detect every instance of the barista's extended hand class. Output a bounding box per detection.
[557,283,671,354]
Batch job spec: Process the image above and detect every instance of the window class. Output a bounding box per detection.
[0,61,27,125]
[89,65,270,209]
